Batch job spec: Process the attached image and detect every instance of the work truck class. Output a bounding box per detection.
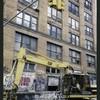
[3,48,97,100]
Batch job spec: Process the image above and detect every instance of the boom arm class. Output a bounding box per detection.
[9,47,71,89]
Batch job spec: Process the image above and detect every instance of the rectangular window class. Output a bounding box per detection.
[47,24,62,40]
[85,26,93,37]
[47,43,62,60]
[69,17,79,31]
[87,55,95,67]
[84,12,92,23]
[48,7,62,22]
[18,0,39,9]
[69,49,81,64]
[85,39,93,50]
[46,67,60,74]
[84,0,92,11]
[14,32,37,51]
[24,62,35,72]
[88,73,96,85]
[68,1,79,16]
[16,10,37,30]
[69,32,80,46]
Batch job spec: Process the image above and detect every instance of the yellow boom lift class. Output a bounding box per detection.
[3,48,97,100]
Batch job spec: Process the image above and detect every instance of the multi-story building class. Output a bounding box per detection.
[3,0,96,95]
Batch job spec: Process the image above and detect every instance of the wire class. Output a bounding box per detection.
[3,0,37,27]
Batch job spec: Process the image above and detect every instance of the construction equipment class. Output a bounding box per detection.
[3,47,97,100]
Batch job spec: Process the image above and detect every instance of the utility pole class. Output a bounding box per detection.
[3,0,37,27]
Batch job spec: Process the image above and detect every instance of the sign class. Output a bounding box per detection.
[18,72,35,92]
[48,76,59,86]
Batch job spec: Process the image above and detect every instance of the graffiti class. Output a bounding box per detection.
[20,77,30,86]
[36,75,46,91]
[35,92,63,100]
[17,92,64,100]
[18,72,35,92]
[48,76,59,86]
[3,74,14,89]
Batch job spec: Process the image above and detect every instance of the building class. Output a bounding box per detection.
[3,0,96,93]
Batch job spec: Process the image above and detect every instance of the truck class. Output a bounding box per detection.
[3,47,97,100]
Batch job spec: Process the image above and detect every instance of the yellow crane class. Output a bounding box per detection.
[3,47,96,100]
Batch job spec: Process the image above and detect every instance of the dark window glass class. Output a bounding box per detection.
[18,0,39,9]
[16,10,37,30]
[14,32,37,51]
[24,63,35,72]
[85,39,94,50]
[85,26,93,37]
[84,0,92,10]
[87,55,95,67]
[69,17,79,31]
[48,7,62,22]
[68,1,79,16]
[46,67,60,74]
[47,43,62,60]
[69,32,80,46]
[84,12,92,23]
[88,73,96,85]
[47,24,62,40]
[69,49,81,64]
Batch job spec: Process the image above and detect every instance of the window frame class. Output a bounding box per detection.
[24,62,35,72]
[84,12,92,23]
[68,1,79,16]
[84,0,92,11]
[48,7,62,22]
[69,32,80,46]
[85,26,93,37]
[47,42,62,60]
[69,49,81,64]
[18,0,39,9]
[69,17,79,31]
[16,10,38,30]
[86,54,95,67]
[47,23,62,40]
[87,73,96,85]
[14,32,37,51]
[85,39,94,50]
[46,67,60,74]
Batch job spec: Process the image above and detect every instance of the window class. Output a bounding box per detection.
[84,12,92,23]
[18,0,39,9]
[47,24,62,39]
[47,43,62,60]
[16,10,37,30]
[69,49,81,64]
[84,0,92,10]
[68,1,79,16]
[88,73,96,85]
[14,32,37,51]
[24,62,35,72]
[87,55,95,67]
[69,17,79,31]
[48,7,62,22]
[46,67,60,74]
[85,26,93,37]
[69,32,80,46]
[85,39,93,50]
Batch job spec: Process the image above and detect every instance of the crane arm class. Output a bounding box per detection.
[18,47,70,69]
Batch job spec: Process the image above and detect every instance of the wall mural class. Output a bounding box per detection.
[36,74,46,91]
[18,72,35,92]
